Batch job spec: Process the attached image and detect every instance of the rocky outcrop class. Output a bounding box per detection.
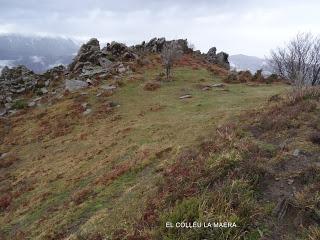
[68,38,137,81]
[65,79,89,92]
[68,38,113,79]
[133,38,192,54]
[206,47,230,70]
[101,41,138,61]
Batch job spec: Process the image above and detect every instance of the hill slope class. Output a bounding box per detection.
[1,52,319,240]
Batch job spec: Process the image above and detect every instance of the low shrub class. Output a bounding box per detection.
[12,99,28,109]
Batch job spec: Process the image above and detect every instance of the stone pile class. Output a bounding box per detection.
[0,65,39,103]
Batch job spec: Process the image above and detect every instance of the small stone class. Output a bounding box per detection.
[41,88,48,94]
[0,152,8,159]
[279,141,288,151]
[100,84,117,91]
[81,103,88,109]
[212,83,224,87]
[179,94,192,99]
[201,86,211,91]
[86,79,93,85]
[118,66,126,73]
[292,149,300,157]
[4,103,12,110]
[0,108,6,116]
[28,101,36,107]
[5,96,12,103]
[288,179,294,185]
[83,109,92,115]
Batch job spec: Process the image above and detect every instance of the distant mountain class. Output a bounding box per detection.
[229,54,271,73]
[0,34,80,73]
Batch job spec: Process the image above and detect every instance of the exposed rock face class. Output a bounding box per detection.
[68,38,113,78]
[133,38,192,54]
[65,79,89,92]
[206,47,230,70]
[0,65,38,102]
[44,65,66,79]
[145,37,166,53]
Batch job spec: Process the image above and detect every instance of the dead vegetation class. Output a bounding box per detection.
[143,81,161,91]
[126,88,320,239]
[0,54,290,239]
[0,153,19,169]
[71,187,94,205]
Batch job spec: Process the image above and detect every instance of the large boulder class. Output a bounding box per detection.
[206,47,230,70]
[65,79,88,92]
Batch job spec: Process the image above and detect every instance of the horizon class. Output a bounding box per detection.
[1,0,320,58]
[0,33,271,59]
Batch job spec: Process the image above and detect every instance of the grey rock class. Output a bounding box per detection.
[0,65,39,102]
[133,37,192,54]
[179,94,192,99]
[0,108,6,116]
[212,83,225,88]
[102,41,138,61]
[5,96,12,103]
[65,79,88,92]
[100,84,117,91]
[292,149,300,157]
[0,152,8,159]
[117,66,126,74]
[83,108,92,115]
[81,102,88,109]
[202,86,211,91]
[28,101,36,107]
[40,88,48,94]
[4,103,12,110]
[69,38,110,75]
[206,47,230,70]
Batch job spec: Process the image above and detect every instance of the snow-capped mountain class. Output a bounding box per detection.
[229,54,271,73]
[0,34,80,73]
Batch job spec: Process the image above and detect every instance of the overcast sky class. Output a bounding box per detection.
[1,0,320,57]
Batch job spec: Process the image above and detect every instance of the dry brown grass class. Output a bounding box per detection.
[287,86,320,104]
[0,193,12,210]
[96,163,132,185]
[310,132,320,145]
[71,187,94,205]
[0,153,19,169]
[143,81,161,91]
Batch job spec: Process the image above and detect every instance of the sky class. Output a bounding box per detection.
[0,0,320,57]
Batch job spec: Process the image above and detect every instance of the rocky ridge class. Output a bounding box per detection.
[0,37,231,116]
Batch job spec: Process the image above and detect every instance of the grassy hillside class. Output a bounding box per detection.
[2,54,312,240]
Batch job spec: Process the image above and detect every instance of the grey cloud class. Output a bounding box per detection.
[0,0,320,56]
